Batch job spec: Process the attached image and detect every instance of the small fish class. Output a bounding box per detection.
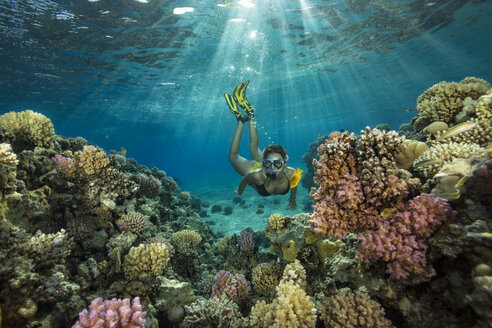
[216,13,221,18]
[414,158,443,168]
[454,175,468,188]
[289,168,303,188]
[440,190,461,200]
[406,108,414,112]
[105,134,109,139]
[121,147,127,155]
[436,121,478,141]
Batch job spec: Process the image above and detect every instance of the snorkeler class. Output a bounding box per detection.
[225,81,301,209]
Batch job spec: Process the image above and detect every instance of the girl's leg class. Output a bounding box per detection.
[229,121,256,176]
[248,116,263,161]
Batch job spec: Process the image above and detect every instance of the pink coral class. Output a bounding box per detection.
[309,129,419,238]
[358,193,455,280]
[211,270,250,301]
[72,297,146,328]
[51,155,75,175]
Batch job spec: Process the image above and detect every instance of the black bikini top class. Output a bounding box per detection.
[255,173,290,196]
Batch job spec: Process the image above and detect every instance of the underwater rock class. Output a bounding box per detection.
[211,204,222,213]
[154,277,195,322]
[223,205,233,215]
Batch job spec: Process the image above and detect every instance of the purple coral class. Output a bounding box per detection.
[211,270,250,301]
[237,227,255,253]
[51,155,74,175]
[72,297,146,328]
[358,193,455,280]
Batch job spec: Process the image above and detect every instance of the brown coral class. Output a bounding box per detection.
[75,145,109,175]
[320,291,393,328]
[396,140,428,170]
[413,78,490,130]
[0,110,55,150]
[252,263,282,295]
[117,212,147,233]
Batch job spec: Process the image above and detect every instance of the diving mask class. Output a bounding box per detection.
[262,157,285,170]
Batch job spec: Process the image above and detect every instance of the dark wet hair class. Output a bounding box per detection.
[263,144,287,159]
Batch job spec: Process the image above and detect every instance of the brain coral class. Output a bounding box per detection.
[75,145,109,175]
[0,110,55,150]
[123,242,170,280]
[413,77,490,130]
[320,291,393,328]
[252,263,282,295]
[171,230,202,247]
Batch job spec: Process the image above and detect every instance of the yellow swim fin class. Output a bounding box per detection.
[233,80,254,116]
[289,168,303,188]
[225,93,248,122]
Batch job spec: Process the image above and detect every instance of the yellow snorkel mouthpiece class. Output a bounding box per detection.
[289,168,303,188]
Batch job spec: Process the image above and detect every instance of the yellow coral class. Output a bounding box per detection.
[123,242,170,280]
[414,78,490,130]
[0,110,55,148]
[0,143,18,168]
[304,230,319,245]
[396,139,429,170]
[249,300,274,327]
[268,213,286,231]
[281,259,306,288]
[318,239,345,261]
[252,263,282,295]
[320,291,393,328]
[75,145,109,175]
[414,142,488,177]
[281,240,299,262]
[171,229,202,247]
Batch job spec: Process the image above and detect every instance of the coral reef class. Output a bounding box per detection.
[252,262,282,295]
[182,295,247,328]
[172,229,202,247]
[117,212,147,233]
[75,145,109,176]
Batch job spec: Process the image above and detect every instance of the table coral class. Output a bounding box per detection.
[123,242,170,280]
[320,291,393,328]
[413,77,490,130]
[359,193,455,280]
[0,110,55,150]
[72,297,146,328]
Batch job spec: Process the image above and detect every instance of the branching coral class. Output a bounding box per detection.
[117,212,147,233]
[171,230,202,247]
[0,143,18,193]
[309,128,419,238]
[413,77,490,130]
[252,263,282,295]
[75,145,109,176]
[359,193,455,279]
[73,297,146,328]
[137,173,161,198]
[0,110,55,150]
[182,294,247,328]
[320,291,393,328]
[450,93,492,147]
[123,242,170,280]
[249,261,316,328]
[210,270,250,301]
[414,142,488,178]
[267,213,286,231]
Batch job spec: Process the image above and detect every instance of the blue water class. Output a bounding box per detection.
[1,0,492,212]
